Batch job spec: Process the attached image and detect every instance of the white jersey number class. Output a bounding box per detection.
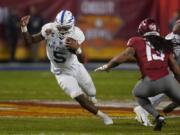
[53,51,66,63]
[146,41,165,61]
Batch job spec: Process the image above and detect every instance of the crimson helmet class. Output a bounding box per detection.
[138,18,159,35]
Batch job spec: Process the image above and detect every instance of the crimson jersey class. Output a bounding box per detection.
[127,37,171,80]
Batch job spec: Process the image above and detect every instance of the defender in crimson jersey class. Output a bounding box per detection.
[127,37,170,80]
[133,19,180,127]
[95,18,180,131]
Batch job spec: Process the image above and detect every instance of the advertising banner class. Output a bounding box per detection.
[0,0,179,61]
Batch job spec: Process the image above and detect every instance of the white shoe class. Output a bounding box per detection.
[134,106,153,126]
[97,111,113,125]
[102,114,113,125]
[89,96,98,104]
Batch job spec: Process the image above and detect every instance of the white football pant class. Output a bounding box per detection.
[55,63,96,98]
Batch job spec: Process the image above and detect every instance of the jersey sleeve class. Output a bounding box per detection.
[68,27,85,45]
[41,23,55,40]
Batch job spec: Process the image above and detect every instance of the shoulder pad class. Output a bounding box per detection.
[68,27,85,44]
[41,23,56,39]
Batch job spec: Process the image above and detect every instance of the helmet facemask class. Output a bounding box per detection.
[55,23,74,37]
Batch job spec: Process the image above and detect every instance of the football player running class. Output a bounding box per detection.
[95,18,180,131]
[20,10,113,125]
[133,19,180,127]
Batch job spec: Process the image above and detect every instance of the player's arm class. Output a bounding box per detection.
[65,37,86,63]
[95,47,135,72]
[20,15,44,45]
[77,46,86,64]
[168,53,180,83]
[172,19,180,35]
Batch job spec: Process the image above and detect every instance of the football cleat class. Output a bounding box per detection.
[97,111,113,125]
[134,106,153,126]
[163,102,178,114]
[102,114,113,125]
[153,115,165,131]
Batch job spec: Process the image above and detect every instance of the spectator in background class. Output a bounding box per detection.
[4,8,20,61]
[169,9,180,31]
[28,5,45,62]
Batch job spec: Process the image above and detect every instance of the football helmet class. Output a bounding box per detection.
[54,10,75,37]
[138,18,159,36]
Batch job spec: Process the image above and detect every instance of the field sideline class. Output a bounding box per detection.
[0,100,180,117]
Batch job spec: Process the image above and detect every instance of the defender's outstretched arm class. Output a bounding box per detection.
[95,47,135,72]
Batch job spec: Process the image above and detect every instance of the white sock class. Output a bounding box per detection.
[97,110,106,118]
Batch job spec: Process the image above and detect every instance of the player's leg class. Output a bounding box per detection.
[55,74,113,125]
[133,78,165,131]
[134,93,166,126]
[75,94,113,125]
[76,64,97,104]
[151,74,180,131]
[164,75,180,106]
[135,97,165,131]
[135,97,160,120]
[149,93,166,106]
[133,78,161,118]
[163,102,178,113]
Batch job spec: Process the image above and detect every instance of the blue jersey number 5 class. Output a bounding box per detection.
[53,51,66,63]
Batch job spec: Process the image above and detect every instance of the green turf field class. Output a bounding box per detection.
[0,70,179,134]
[0,117,180,135]
[0,70,140,101]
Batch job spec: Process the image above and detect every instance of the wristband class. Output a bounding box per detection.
[76,47,82,54]
[21,26,28,32]
[102,64,108,70]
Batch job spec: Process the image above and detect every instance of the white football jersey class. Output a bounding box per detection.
[41,22,85,74]
[165,32,180,57]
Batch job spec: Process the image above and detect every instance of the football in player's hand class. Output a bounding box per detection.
[65,37,78,54]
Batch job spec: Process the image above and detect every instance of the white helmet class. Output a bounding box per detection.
[54,10,75,37]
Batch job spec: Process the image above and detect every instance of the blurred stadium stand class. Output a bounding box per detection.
[0,0,179,62]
